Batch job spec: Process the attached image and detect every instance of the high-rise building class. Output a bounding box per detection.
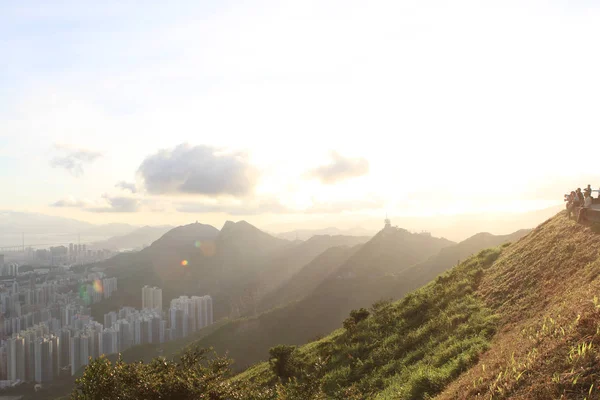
[7,335,25,382]
[70,335,81,376]
[104,311,117,329]
[102,277,117,299]
[59,329,70,370]
[142,286,162,311]
[34,337,54,383]
[101,329,118,356]
[152,287,162,311]
[168,295,213,339]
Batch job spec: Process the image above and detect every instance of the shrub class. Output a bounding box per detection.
[343,308,370,332]
[268,345,298,380]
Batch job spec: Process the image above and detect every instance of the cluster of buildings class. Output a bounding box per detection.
[0,244,115,269]
[0,272,213,387]
[0,269,119,386]
[0,256,215,388]
[30,244,113,267]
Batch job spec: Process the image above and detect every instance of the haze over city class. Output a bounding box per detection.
[3,0,598,235]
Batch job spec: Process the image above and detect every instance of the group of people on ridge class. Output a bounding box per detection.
[566,184,595,222]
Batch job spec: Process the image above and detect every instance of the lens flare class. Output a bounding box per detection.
[194,241,201,248]
[93,279,103,293]
[181,260,189,266]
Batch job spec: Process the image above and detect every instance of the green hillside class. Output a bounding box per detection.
[234,245,504,399]
[76,213,593,399]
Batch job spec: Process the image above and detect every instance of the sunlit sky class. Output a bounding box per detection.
[1,0,598,229]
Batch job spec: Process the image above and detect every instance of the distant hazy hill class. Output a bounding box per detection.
[79,223,137,237]
[90,225,173,251]
[92,221,291,321]
[403,229,531,289]
[0,211,94,234]
[276,227,375,241]
[185,227,527,371]
[185,227,455,368]
[0,211,141,247]
[258,244,361,312]
[254,235,370,311]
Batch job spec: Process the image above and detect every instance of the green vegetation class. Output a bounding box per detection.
[72,247,502,399]
[71,348,275,400]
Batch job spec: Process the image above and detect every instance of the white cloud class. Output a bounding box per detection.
[50,144,102,177]
[115,181,137,193]
[138,144,258,197]
[307,151,369,184]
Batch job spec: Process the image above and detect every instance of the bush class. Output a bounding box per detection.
[268,345,298,380]
[343,308,370,332]
[71,349,274,400]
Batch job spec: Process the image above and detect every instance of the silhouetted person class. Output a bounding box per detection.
[578,192,593,223]
[577,188,584,204]
[566,191,577,218]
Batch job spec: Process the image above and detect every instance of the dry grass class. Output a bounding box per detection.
[438,212,600,399]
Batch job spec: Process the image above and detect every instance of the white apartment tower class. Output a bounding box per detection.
[142,286,163,311]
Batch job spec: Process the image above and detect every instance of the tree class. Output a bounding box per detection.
[71,348,274,400]
[343,308,370,332]
[268,345,298,380]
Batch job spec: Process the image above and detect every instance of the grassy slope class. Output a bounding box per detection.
[235,246,504,399]
[438,212,600,399]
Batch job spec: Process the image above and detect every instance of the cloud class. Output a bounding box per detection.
[50,194,141,213]
[176,198,289,216]
[115,181,137,193]
[89,195,141,213]
[307,151,369,184]
[51,196,92,208]
[50,145,102,177]
[138,144,258,196]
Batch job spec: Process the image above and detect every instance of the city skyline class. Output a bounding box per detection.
[0,256,215,385]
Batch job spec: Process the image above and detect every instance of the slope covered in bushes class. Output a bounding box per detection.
[234,246,503,399]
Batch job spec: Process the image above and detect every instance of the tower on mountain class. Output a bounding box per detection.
[384,214,392,230]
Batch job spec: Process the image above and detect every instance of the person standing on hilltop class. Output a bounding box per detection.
[577,188,584,204]
[578,191,593,223]
[567,191,577,218]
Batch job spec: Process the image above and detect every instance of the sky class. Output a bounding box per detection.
[1,0,598,230]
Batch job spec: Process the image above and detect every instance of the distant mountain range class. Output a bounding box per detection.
[276,227,376,241]
[265,204,562,242]
[0,211,173,250]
